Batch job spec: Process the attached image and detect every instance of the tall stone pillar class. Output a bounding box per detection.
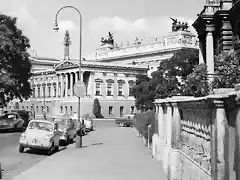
[51,83,54,98]
[172,102,181,149]
[163,103,172,178]
[56,75,59,98]
[235,98,240,180]
[61,74,64,98]
[65,73,68,97]
[199,40,205,64]
[206,25,215,81]
[158,104,164,161]
[70,73,73,96]
[212,99,229,180]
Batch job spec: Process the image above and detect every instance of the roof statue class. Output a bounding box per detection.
[133,37,142,45]
[170,17,189,32]
[100,31,115,48]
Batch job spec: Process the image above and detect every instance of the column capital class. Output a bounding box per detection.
[171,102,179,107]
[206,24,215,33]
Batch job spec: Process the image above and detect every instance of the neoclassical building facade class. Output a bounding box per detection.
[6,30,198,118]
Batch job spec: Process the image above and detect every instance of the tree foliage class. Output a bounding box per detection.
[92,98,103,118]
[212,50,240,88]
[181,63,210,97]
[0,14,32,106]
[131,49,211,112]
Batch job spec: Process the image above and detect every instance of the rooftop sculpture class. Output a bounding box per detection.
[170,17,189,32]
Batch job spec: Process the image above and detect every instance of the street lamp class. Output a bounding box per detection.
[53,6,83,147]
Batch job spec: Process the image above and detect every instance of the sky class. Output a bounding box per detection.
[0,0,205,60]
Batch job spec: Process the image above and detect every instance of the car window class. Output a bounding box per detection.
[28,121,53,132]
[2,114,17,120]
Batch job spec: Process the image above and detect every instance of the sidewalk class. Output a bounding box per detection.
[13,125,167,180]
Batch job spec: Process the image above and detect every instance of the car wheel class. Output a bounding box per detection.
[47,143,54,156]
[19,145,24,153]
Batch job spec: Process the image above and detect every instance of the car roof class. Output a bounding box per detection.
[29,119,55,124]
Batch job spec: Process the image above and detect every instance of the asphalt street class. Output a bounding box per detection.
[0,120,116,180]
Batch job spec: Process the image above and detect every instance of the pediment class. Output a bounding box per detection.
[55,60,78,70]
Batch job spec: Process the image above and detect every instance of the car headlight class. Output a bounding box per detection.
[20,133,26,139]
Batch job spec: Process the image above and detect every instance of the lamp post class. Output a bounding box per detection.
[53,6,83,147]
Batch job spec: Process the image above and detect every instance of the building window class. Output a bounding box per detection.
[26,106,28,110]
[65,106,67,114]
[95,82,101,96]
[48,86,51,97]
[60,106,63,114]
[118,83,123,96]
[9,106,11,109]
[54,86,57,97]
[38,87,40,98]
[22,106,24,109]
[41,106,44,112]
[107,83,112,96]
[109,106,113,115]
[47,106,49,113]
[70,106,73,115]
[36,106,38,113]
[131,106,134,114]
[120,106,124,117]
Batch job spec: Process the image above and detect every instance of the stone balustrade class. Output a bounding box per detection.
[152,90,240,180]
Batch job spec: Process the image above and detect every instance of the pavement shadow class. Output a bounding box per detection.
[24,147,67,156]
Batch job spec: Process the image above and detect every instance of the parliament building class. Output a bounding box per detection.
[7,29,198,118]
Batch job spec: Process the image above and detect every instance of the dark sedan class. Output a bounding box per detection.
[115,115,135,127]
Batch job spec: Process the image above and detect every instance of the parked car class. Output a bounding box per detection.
[52,116,77,145]
[0,112,25,132]
[18,119,60,155]
[115,114,135,127]
[3,110,34,128]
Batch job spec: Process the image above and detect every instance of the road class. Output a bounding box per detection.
[0,120,116,180]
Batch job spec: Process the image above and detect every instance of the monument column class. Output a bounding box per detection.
[70,72,73,96]
[206,25,215,81]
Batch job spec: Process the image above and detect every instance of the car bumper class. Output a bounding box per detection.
[60,135,68,142]
[19,141,52,149]
[0,127,15,131]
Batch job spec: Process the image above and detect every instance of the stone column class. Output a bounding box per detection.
[172,102,181,149]
[235,99,240,180]
[51,83,54,98]
[70,72,73,96]
[124,78,129,98]
[65,73,68,97]
[113,74,118,98]
[212,99,229,180]
[61,74,64,98]
[206,25,215,81]
[163,103,172,177]
[89,72,95,97]
[199,40,205,64]
[158,104,164,140]
[75,72,79,81]
[56,75,59,98]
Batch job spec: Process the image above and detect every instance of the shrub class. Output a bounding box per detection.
[92,98,103,118]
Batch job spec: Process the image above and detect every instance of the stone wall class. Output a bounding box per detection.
[152,90,240,180]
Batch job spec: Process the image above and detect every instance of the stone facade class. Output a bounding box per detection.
[193,0,234,75]
[152,89,240,180]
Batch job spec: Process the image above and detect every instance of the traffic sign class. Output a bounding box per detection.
[74,81,86,98]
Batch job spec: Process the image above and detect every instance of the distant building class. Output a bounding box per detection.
[6,30,198,118]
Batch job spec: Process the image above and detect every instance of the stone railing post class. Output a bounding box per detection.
[235,97,240,180]
[212,99,229,180]
[163,102,173,178]
[158,104,164,140]
[172,102,181,149]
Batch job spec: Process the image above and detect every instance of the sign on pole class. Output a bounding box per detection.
[74,81,86,98]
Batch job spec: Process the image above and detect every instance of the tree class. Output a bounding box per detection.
[181,63,210,97]
[93,98,103,118]
[212,50,240,88]
[0,14,32,106]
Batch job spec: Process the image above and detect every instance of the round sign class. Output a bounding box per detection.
[74,81,86,98]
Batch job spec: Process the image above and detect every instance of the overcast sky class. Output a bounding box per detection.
[0,0,205,60]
